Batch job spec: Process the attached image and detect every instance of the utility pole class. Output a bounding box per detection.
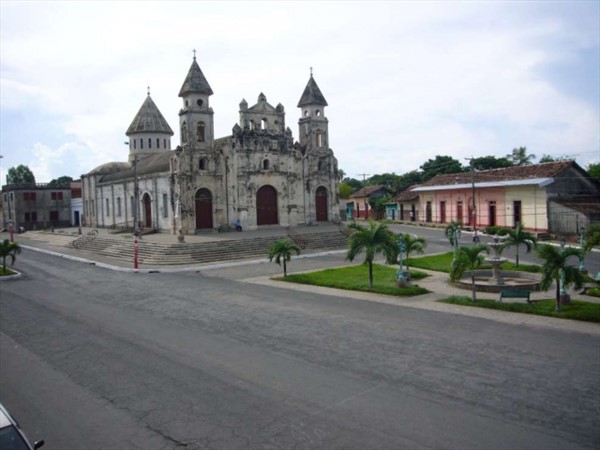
[357,173,370,219]
[465,157,478,240]
[132,154,140,269]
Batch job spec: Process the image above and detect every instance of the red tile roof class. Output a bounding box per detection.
[348,185,386,199]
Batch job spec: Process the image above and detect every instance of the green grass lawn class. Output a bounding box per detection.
[440,296,600,323]
[277,264,430,297]
[0,266,17,276]
[407,252,541,273]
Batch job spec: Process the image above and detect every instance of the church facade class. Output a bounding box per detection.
[81,57,340,233]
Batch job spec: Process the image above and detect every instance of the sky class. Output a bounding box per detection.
[1,1,599,184]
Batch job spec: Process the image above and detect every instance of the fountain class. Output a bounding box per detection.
[486,236,507,286]
[454,235,541,293]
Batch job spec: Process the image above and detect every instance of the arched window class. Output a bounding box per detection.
[106,198,110,217]
[199,158,207,170]
[316,110,321,117]
[249,120,255,130]
[140,139,144,149]
[181,122,188,143]
[316,130,323,147]
[156,138,160,148]
[117,197,122,217]
[318,160,324,171]
[304,110,309,117]
[197,121,205,142]
[261,118,267,130]
[148,138,152,149]
[263,159,270,170]
[164,138,167,148]
[133,140,137,150]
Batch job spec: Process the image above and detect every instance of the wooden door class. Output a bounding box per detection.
[257,185,278,225]
[195,188,213,229]
[143,193,152,228]
[315,186,328,222]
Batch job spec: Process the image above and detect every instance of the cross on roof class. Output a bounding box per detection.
[193,49,196,60]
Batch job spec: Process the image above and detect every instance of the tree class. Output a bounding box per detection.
[342,177,363,191]
[339,182,354,199]
[507,146,536,166]
[369,194,393,220]
[268,239,301,277]
[6,165,35,184]
[346,221,397,288]
[420,156,464,182]
[537,244,584,312]
[587,162,600,182]
[0,239,22,274]
[337,169,346,182]
[450,244,488,302]
[393,170,422,194]
[445,221,462,256]
[48,175,74,187]
[502,222,537,268]
[368,173,400,189]
[396,233,426,272]
[470,156,513,171]
[538,154,570,163]
[583,224,600,253]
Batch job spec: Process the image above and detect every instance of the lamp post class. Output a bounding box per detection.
[132,154,140,270]
[465,157,477,240]
[396,236,408,287]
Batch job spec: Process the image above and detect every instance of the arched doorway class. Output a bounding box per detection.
[142,193,152,228]
[315,186,328,222]
[256,185,278,225]
[195,188,213,229]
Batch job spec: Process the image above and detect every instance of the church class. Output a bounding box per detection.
[81,56,340,234]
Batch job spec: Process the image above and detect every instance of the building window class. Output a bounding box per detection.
[197,122,205,142]
[199,158,207,170]
[51,192,64,200]
[263,159,270,170]
[163,193,168,218]
[130,196,134,217]
[316,130,323,147]
[140,138,144,149]
[134,140,137,149]
[24,192,37,201]
[91,200,95,217]
[106,198,110,217]
[304,110,309,117]
[197,99,203,107]
[164,138,167,148]
[261,118,267,130]
[316,110,321,117]
[50,211,59,221]
[249,120,255,130]
[181,123,188,143]
[148,138,152,149]
[117,197,122,217]
[156,138,160,148]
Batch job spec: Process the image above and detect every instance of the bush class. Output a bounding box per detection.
[485,226,510,236]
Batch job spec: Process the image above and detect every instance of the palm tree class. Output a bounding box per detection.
[346,221,397,288]
[450,244,488,302]
[268,239,301,277]
[0,239,22,274]
[537,244,584,312]
[507,146,536,166]
[397,233,426,272]
[444,221,461,257]
[503,222,537,267]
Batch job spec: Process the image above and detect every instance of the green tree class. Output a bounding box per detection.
[502,222,537,267]
[583,224,600,252]
[420,156,464,182]
[445,221,462,256]
[342,177,363,191]
[48,175,74,187]
[268,239,301,277]
[538,154,570,163]
[587,162,600,182]
[507,146,536,166]
[339,182,354,199]
[346,221,397,288]
[470,155,513,171]
[337,168,346,182]
[396,233,426,272]
[450,244,488,302]
[369,194,392,220]
[0,239,22,274]
[537,244,584,312]
[6,165,35,184]
[393,170,422,193]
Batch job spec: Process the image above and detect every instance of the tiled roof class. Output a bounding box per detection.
[126,95,174,136]
[418,161,575,187]
[297,75,328,107]
[394,186,419,202]
[100,152,173,183]
[551,199,600,214]
[179,58,213,97]
[348,185,386,199]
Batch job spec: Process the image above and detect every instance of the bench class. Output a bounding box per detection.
[499,290,534,303]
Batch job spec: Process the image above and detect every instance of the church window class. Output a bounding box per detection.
[249,120,255,130]
[91,200,95,216]
[261,118,267,130]
[197,99,203,107]
[182,123,188,143]
[316,110,321,117]
[197,122,205,142]
[134,140,137,149]
[140,139,144,149]
[117,197,122,217]
[318,160,324,171]
[50,211,59,221]
[148,138,152,149]
[185,100,189,107]
[106,198,110,217]
[163,193,168,218]
[263,159,270,170]
[304,110,309,117]
[199,158,207,170]
[156,138,160,148]
[164,138,167,148]
[316,130,323,147]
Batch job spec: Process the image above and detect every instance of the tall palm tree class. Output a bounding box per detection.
[503,222,537,267]
[450,244,488,302]
[346,221,397,288]
[397,233,426,272]
[507,146,536,166]
[0,239,22,274]
[268,239,301,277]
[537,244,584,312]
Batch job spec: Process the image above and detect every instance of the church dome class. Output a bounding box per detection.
[126,95,174,136]
[88,161,131,175]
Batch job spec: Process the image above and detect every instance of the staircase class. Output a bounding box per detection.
[21,229,349,266]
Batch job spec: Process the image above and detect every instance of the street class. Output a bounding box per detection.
[1,249,599,449]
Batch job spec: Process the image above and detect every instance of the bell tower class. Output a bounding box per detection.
[178,51,214,150]
[297,68,328,152]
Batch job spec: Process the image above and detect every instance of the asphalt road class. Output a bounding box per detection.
[1,250,599,449]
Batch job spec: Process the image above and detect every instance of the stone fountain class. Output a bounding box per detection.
[485,236,507,286]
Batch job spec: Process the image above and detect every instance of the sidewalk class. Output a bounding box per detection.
[3,228,599,336]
